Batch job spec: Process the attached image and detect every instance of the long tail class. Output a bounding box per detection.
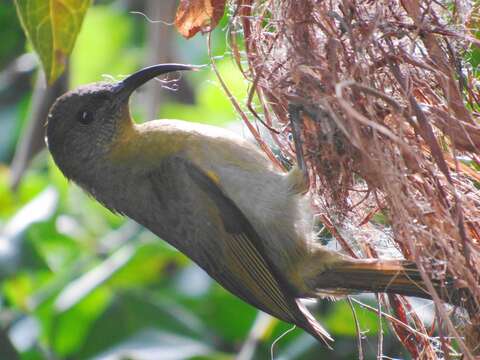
[322,259,432,298]
[304,255,459,302]
[291,259,431,347]
[296,254,476,344]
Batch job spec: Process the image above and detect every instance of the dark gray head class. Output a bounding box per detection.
[46,64,198,182]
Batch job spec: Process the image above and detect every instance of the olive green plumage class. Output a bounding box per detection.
[46,64,437,346]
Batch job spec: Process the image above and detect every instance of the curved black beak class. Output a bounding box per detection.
[114,63,202,100]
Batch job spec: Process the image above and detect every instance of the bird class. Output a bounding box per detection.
[45,63,445,346]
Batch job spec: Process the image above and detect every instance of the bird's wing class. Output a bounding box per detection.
[182,159,298,319]
[147,156,332,345]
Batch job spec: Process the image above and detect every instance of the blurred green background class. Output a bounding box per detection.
[0,1,412,359]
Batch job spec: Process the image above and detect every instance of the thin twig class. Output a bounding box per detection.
[347,296,364,360]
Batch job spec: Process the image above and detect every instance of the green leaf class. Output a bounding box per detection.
[54,244,137,312]
[53,286,112,356]
[77,292,210,359]
[70,5,138,86]
[323,300,381,336]
[14,0,91,84]
[88,329,215,360]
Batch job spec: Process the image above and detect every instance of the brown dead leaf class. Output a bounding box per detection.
[175,0,226,38]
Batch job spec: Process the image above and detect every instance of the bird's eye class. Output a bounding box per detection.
[77,110,95,125]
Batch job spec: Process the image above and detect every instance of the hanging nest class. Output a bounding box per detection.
[219,0,480,358]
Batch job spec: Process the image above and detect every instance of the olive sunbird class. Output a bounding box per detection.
[46,63,445,346]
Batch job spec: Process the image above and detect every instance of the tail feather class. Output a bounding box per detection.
[337,259,431,298]
[315,258,477,310]
[312,259,438,300]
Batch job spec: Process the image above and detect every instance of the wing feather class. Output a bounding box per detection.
[147,156,332,345]
[183,158,296,321]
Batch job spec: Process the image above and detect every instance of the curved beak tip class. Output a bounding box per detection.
[115,63,205,98]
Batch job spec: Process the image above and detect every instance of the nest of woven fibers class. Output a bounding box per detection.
[228,0,480,357]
